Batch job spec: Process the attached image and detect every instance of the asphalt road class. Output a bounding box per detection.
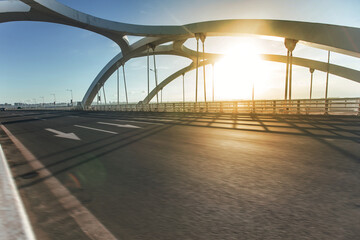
[1,110,360,240]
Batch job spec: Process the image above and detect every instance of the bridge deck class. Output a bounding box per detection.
[0,110,359,239]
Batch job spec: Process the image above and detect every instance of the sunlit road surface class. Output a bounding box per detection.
[1,110,359,239]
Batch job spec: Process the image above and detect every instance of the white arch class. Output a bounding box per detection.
[142,55,360,104]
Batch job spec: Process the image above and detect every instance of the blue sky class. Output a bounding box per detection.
[1,0,360,104]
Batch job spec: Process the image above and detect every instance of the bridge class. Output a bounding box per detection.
[1,0,360,111]
[0,1,360,240]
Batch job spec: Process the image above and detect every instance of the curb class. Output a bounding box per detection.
[0,144,36,240]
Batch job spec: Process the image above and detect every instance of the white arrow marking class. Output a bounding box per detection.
[97,122,142,129]
[45,128,81,140]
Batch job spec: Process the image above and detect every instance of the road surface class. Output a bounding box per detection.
[0,110,359,239]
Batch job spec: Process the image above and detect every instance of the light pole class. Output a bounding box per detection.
[51,93,56,105]
[66,89,73,106]
[39,96,44,106]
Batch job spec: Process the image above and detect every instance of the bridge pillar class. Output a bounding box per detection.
[212,63,215,102]
[200,34,207,103]
[195,33,201,103]
[97,83,100,105]
[182,73,185,112]
[161,88,163,103]
[182,73,185,103]
[102,83,107,106]
[309,68,315,99]
[147,45,150,98]
[117,63,120,108]
[252,81,255,113]
[325,51,331,115]
[122,64,129,104]
[284,39,298,101]
[151,45,159,104]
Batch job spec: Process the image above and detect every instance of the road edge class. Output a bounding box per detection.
[0,144,36,240]
[0,124,118,240]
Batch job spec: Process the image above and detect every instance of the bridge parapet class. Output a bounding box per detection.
[84,98,360,116]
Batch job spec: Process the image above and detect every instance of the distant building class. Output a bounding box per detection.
[0,103,12,106]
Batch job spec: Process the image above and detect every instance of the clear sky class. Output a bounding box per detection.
[1,0,360,104]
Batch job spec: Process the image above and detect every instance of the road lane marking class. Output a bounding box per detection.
[115,119,164,125]
[97,122,141,129]
[34,117,46,121]
[74,125,118,134]
[45,128,81,141]
[0,124,117,240]
[133,117,174,122]
[0,145,36,240]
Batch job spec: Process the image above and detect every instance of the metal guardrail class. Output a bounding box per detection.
[6,98,359,115]
[86,98,360,115]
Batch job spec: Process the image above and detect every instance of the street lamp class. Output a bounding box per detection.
[51,93,56,105]
[39,96,44,106]
[66,89,73,106]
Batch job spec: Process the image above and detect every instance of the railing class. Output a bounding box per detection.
[87,98,360,116]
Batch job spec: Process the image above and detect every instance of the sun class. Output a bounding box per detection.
[214,41,269,100]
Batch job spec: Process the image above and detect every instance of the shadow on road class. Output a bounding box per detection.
[3,110,360,189]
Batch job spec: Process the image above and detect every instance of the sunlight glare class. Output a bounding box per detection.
[214,41,269,100]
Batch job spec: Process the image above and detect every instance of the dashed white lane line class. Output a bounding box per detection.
[98,122,141,129]
[115,119,164,125]
[74,125,118,134]
[34,117,47,121]
[0,124,117,240]
[0,144,36,240]
[132,117,174,122]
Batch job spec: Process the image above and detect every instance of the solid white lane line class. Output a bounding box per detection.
[115,119,164,125]
[97,122,141,129]
[74,125,118,134]
[0,124,117,240]
[0,145,36,240]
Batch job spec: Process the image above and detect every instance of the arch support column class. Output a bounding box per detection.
[325,50,331,115]
[200,34,207,103]
[151,44,159,104]
[123,64,128,104]
[284,38,298,101]
[194,33,201,103]
[309,68,315,99]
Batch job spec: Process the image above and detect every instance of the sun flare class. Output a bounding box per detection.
[214,42,269,100]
